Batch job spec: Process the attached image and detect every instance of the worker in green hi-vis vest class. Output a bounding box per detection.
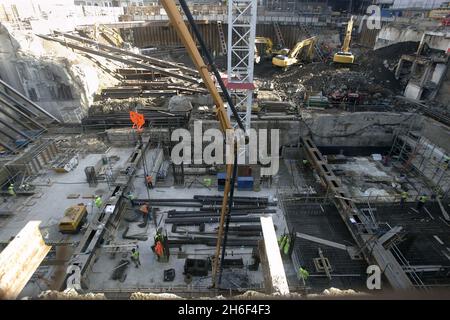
[298,266,309,285]
[94,195,103,209]
[7,183,16,196]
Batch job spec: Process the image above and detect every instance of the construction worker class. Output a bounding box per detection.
[443,155,449,170]
[278,234,290,255]
[302,159,310,171]
[94,195,103,209]
[400,191,408,208]
[146,175,153,189]
[283,235,291,255]
[279,234,287,251]
[139,202,150,221]
[130,248,141,268]
[7,183,16,196]
[154,240,164,261]
[417,194,427,212]
[298,266,309,282]
[203,178,212,188]
[125,191,135,205]
[152,228,167,261]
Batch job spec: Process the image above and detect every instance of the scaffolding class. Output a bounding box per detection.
[390,129,450,199]
[226,0,257,132]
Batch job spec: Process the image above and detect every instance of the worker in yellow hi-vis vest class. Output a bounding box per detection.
[298,266,309,285]
[400,191,408,208]
[7,183,16,196]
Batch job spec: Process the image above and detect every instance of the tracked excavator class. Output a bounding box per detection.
[272,36,317,68]
[254,36,289,63]
[333,16,355,64]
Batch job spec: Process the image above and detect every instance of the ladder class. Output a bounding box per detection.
[299,24,326,62]
[216,20,227,55]
[273,22,285,48]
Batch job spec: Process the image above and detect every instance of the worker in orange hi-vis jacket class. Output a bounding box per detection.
[129,111,145,131]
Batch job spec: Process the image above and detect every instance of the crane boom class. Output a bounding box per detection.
[160,0,241,288]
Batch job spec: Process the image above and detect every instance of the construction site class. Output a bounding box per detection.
[0,0,449,300]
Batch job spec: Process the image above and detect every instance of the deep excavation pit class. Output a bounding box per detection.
[0,1,449,301]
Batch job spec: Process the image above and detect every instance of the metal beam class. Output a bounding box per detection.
[0,90,40,118]
[0,139,15,153]
[0,117,33,140]
[57,31,199,77]
[0,126,19,141]
[37,34,200,84]
[296,232,348,251]
[0,79,60,123]
[0,101,36,131]
[0,96,47,130]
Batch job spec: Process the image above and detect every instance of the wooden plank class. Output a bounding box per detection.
[0,221,51,299]
[260,216,289,295]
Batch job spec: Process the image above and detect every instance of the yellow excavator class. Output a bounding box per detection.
[254,37,289,63]
[95,24,125,48]
[272,36,317,68]
[333,16,355,64]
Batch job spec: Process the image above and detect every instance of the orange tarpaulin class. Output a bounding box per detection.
[129,111,145,131]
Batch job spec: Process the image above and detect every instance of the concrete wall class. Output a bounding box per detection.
[187,112,422,150]
[302,112,420,147]
[374,25,424,50]
[374,25,450,52]
[418,115,450,153]
[435,64,450,106]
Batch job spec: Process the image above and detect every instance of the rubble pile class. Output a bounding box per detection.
[57,135,109,153]
[36,289,106,300]
[130,292,185,300]
[266,42,420,106]
[89,97,166,115]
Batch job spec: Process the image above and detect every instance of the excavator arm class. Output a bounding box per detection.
[341,16,354,53]
[288,37,316,59]
[255,36,273,55]
[160,0,243,288]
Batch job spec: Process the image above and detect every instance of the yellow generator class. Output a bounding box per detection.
[59,204,88,234]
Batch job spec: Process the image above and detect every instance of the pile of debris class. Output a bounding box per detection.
[90,97,164,115]
[35,289,106,300]
[268,42,420,107]
[56,135,109,153]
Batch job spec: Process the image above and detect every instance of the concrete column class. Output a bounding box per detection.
[395,58,404,79]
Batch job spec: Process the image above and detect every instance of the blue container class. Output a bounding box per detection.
[237,176,253,191]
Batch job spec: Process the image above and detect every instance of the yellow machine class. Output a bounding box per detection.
[254,37,289,63]
[59,204,88,234]
[95,24,125,47]
[272,36,317,68]
[333,16,355,64]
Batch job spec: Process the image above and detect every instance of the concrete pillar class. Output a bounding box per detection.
[395,58,404,80]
